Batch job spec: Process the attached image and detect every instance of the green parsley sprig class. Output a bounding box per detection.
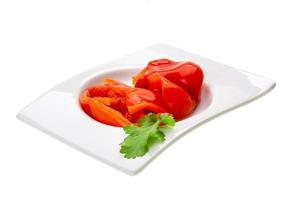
[120,113,175,159]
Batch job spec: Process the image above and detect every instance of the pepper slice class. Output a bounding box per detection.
[79,79,167,127]
[133,59,204,119]
[147,73,196,119]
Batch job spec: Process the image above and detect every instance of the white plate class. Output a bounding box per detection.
[17,44,275,175]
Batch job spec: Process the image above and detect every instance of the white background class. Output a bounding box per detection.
[1,0,299,199]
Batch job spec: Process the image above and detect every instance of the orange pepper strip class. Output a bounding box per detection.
[88,99,132,127]
[79,88,132,127]
[127,102,167,115]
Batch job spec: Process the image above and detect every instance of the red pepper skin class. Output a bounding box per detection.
[79,79,167,127]
[147,73,196,119]
[133,59,204,119]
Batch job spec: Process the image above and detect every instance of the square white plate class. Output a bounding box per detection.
[17,44,275,175]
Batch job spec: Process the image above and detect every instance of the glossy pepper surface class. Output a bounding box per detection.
[133,59,204,119]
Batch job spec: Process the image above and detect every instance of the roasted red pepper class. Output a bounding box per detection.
[79,79,167,127]
[133,59,204,119]
[79,59,204,126]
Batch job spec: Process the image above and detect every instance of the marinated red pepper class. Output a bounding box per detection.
[133,59,204,119]
[79,59,204,126]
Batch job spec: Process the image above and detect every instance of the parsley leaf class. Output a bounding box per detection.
[120,113,175,159]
